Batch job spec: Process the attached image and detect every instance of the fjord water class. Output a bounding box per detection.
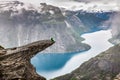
[31,30,113,80]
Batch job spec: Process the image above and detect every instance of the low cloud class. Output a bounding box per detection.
[111,12,120,36]
[22,0,119,12]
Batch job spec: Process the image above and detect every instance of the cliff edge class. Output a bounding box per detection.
[0,40,55,80]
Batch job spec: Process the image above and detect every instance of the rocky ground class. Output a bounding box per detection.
[0,40,54,80]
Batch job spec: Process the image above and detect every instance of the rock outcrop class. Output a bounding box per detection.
[114,73,120,80]
[0,40,55,80]
[52,43,120,80]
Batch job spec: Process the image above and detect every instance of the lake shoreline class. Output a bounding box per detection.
[31,30,113,80]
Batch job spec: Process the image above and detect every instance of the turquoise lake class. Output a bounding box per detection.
[31,30,113,80]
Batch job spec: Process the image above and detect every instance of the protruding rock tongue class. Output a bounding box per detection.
[0,40,55,80]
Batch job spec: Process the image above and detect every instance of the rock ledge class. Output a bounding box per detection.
[0,40,54,80]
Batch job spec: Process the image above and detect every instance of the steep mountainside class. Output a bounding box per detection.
[52,43,120,80]
[0,1,88,53]
[0,1,113,53]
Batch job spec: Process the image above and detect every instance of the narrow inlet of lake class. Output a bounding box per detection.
[31,30,113,80]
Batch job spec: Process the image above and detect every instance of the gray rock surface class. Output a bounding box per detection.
[114,73,120,80]
[0,40,54,80]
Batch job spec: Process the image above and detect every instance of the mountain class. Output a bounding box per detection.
[0,1,113,53]
[52,43,120,80]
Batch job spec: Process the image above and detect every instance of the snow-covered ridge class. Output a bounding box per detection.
[0,1,43,13]
[46,1,119,12]
[0,0,119,13]
[0,1,65,23]
[0,1,60,13]
[0,1,26,12]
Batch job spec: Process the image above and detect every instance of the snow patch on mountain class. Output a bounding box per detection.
[0,0,119,12]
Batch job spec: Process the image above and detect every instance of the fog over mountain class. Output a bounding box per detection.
[109,12,120,44]
[0,0,120,80]
[0,0,119,12]
[0,0,120,53]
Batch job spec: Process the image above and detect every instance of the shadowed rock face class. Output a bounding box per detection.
[0,40,55,80]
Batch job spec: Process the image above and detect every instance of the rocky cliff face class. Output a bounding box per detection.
[0,40,54,80]
[52,43,120,80]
